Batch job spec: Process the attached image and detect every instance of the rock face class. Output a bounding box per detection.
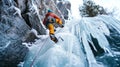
[57,0,71,19]
[15,0,46,35]
[0,0,30,67]
[0,40,28,67]
[0,0,71,66]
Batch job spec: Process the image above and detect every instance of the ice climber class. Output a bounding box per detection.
[43,9,64,43]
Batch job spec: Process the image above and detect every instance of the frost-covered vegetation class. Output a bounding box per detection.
[79,1,106,17]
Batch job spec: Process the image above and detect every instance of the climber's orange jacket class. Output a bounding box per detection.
[43,12,63,34]
[43,12,62,25]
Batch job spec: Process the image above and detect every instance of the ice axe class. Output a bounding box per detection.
[58,36,64,41]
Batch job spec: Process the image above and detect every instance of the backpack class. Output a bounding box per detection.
[47,16,56,23]
[44,16,55,27]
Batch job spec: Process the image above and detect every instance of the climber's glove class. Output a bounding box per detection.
[61,24,64,28]
[60,24,64,28]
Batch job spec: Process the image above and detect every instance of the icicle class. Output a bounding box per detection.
[6,4,21,17]
[98,15,120,34]
[81,31,97,67]
[0,41,11,49]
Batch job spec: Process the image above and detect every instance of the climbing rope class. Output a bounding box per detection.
[30,26,64,67]
[30,37,49,67]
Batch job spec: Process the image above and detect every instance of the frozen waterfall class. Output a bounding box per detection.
[21,0,120,67]
[22,14,120,67]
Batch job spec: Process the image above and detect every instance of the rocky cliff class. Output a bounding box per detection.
[0,0,71,67]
